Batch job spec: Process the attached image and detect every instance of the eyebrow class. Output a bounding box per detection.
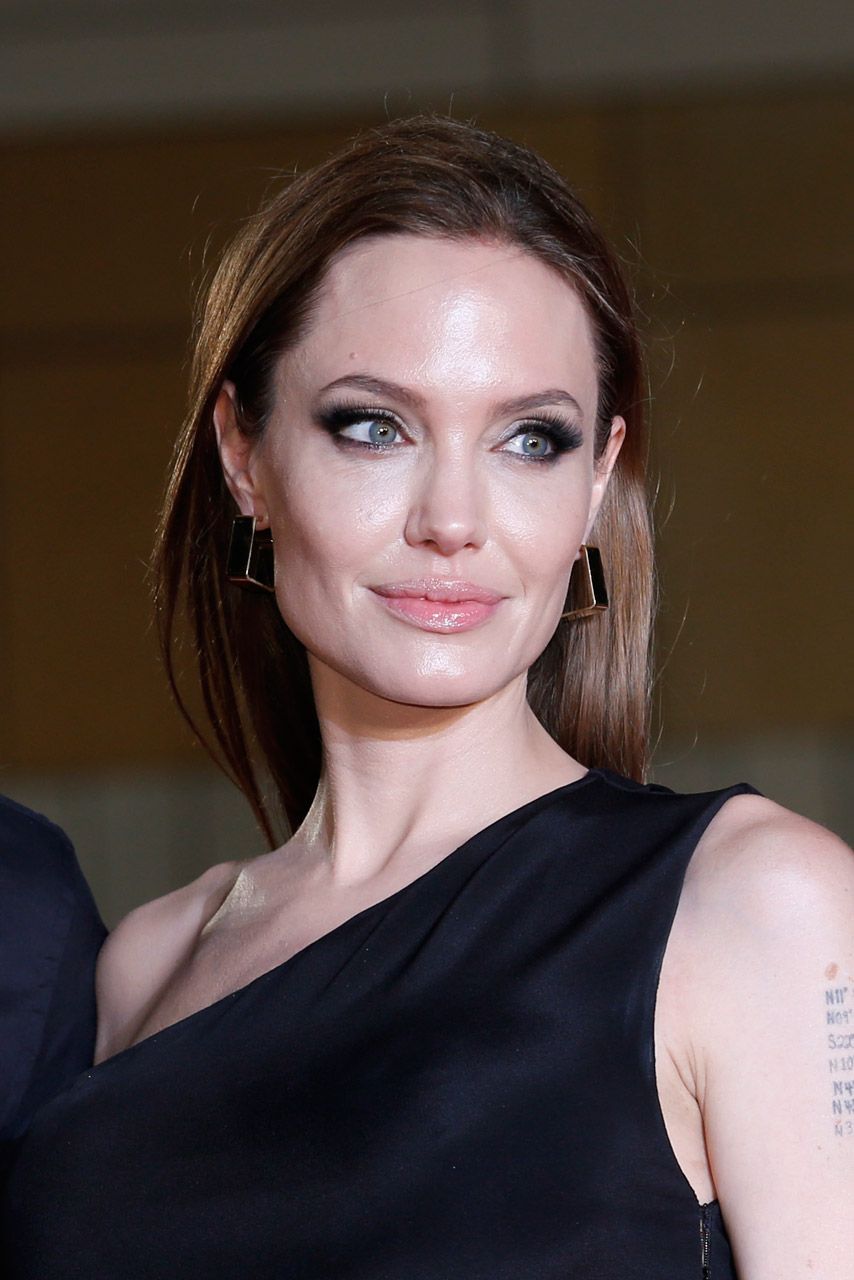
[316,374,585,422]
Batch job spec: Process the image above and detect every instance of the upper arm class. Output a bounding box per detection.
[689,797,854,1278]
[94,861,239,1063]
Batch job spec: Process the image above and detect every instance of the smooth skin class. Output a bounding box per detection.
[96,236,854,1277]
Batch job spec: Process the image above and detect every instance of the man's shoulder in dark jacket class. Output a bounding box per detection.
[0,796,106,1154]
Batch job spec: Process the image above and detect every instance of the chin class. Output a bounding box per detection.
[356,662,520,710]
[308,645,517,706]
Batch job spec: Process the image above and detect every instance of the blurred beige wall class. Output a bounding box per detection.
[1,5,852,920]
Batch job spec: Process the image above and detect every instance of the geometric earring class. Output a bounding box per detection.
[560,544,608,620]
[225,515,275,593]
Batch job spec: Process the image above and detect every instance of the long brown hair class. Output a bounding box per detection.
[154,115,654,845]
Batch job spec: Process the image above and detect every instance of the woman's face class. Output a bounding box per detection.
[217,234,624,710]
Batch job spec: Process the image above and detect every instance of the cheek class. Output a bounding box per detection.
[491,469,593,587]
[264,455,403,632]
[268,511,343,650]
[276,461,403,558]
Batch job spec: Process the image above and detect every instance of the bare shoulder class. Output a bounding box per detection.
[95,859,241,1061]
[682,791,854,944]
[662,791,854,1102]
[666,795,854,1272]
[660,792,853,1083]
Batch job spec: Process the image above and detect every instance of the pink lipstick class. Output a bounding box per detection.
[370,579,504,633]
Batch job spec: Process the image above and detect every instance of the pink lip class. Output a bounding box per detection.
[370,580,505,633]
[371,579,504,605]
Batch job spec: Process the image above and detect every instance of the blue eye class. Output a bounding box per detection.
[339,417,402,446]
[500,417,584,463]
[502,430,555,459]
[316,406,405,449]
[315,404,584,461]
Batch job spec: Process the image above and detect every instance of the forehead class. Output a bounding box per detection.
[286,234,600,415]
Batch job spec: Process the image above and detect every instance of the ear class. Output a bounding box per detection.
[213,382,267,520]
[584,415,625,542]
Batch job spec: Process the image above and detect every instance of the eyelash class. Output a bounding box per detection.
[314,404,583,463]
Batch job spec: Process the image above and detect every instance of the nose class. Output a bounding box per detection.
[403,447,488,556]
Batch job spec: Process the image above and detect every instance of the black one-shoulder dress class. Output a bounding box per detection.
[1,769,757,1278]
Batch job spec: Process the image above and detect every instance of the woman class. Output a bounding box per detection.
[3,116,851,1277]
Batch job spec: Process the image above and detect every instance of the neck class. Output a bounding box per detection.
[294,660,586,886]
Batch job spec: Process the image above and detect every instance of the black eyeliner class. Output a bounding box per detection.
[312,402,405,451]
[313,401,583,462]
[314,403,400,433]
[507,412,584,462]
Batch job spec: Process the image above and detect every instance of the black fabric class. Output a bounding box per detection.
[0,796,105,1172]
[2,770,756,1278]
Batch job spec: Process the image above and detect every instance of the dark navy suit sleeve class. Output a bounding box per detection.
[0,795,106,1170]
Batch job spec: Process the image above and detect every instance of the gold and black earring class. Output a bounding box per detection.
[560,544,608,620]
[225,515,275,593]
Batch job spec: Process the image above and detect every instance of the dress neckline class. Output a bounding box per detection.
[89,767,606,1082]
